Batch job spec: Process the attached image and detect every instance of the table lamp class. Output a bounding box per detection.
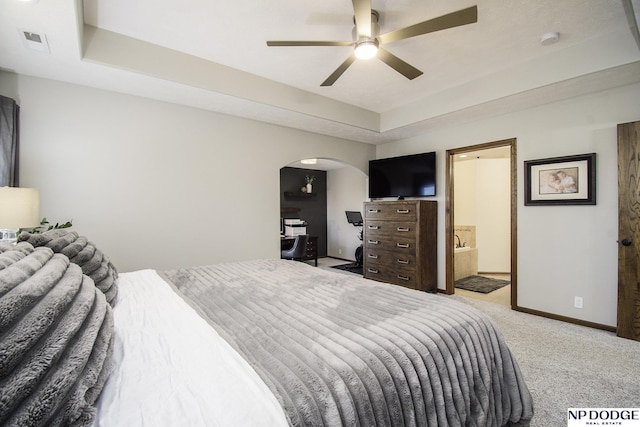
[0,187,40,244]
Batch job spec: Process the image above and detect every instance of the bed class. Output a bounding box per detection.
[1,231,534,426]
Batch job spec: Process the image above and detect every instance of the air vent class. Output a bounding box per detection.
[18,29,50,53]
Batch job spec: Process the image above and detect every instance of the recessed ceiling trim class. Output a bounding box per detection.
[81,24,380,133]
[380,30,640,132]
[2,1,621,145]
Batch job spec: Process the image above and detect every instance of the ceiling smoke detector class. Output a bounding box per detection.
[540,32,560,46]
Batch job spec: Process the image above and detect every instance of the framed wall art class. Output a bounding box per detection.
[524,153,596,205]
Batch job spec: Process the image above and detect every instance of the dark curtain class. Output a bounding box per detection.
[0,95,20,187]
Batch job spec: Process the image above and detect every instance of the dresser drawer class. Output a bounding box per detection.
[365,249,416,270]
[364,202,418,221]
[363,265,419,289]
[364,220,416,238]
[364,233,416,254]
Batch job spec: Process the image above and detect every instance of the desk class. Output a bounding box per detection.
[281,236,318,266]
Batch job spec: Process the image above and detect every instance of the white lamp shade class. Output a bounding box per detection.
[0,187,40,229]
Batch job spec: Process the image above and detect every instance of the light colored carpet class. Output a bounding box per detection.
[448,295,640,426]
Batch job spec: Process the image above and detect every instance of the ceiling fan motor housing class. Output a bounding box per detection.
[352,10,380,42]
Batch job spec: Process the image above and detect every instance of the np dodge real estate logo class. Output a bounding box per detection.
[568,409,640,426]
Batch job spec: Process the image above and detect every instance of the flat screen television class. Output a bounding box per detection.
[368,152,436,199]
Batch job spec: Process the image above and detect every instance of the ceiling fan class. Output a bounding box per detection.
[266,0,478,86]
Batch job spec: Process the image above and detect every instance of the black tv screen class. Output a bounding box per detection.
[369,152,436,199]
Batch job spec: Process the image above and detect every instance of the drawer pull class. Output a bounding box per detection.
[396,243,410,248]
[397,275,410,281]
[397,259,409,264]
[368,240,380,245]
[396,209,410,214]
[397,227,410,232]
[368,225,380,230]
[368,268,379,274]
[367,254,379,259]
[368,209,380,213]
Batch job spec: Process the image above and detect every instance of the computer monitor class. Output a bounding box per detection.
[345,211,363,226]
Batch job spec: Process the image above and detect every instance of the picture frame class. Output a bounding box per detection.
[524,153,596,205]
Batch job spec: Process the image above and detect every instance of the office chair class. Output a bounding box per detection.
[281,234,309,262]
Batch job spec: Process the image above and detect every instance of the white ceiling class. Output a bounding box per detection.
[1,0,640,145]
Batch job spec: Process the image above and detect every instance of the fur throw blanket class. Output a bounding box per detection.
[18,230,118,305]
[0,242,114,426]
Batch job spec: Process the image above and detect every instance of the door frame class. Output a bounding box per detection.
[444,138,518,308]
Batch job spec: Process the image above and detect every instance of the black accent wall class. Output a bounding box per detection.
[280,167,327,257]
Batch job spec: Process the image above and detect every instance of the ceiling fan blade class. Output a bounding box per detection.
[377,48,423,80]
[321,54,357,86]
[377,5,478,44]
[267,41,353,47]
[352,0,372,38]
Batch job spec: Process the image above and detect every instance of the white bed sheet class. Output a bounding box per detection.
[92,269,289,427]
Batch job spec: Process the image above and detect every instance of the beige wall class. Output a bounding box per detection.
[5,69,640,328]
[377,82,640,328]
[326,166,367,260]
[1,72,375,272]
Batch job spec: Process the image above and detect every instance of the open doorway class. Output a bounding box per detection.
[445,139,517,308]
[279,158,367,268]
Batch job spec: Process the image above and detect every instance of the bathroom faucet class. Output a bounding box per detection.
[455,234,461,248]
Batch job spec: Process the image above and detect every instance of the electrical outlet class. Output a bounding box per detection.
[338,248,342,255]
[574,296,583,309]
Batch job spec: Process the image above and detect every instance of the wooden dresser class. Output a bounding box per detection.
[363,200,437,292]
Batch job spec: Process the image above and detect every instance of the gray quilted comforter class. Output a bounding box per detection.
[160,259,533,427]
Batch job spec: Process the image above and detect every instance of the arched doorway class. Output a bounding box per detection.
[279,158,367,265]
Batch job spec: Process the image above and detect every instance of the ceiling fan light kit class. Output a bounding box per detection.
[354,39,379,60]
[266,0,478,86]
[353,8,380,60]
